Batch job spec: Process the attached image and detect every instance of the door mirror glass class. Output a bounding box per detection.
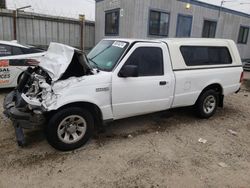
[119,65,138,77]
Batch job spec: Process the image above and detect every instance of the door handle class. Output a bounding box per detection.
[159,81,167,86]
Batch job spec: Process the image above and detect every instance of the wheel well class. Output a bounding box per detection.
[46,102,103,130]
[197,83,224,107]
[17,72,24,84]
[202,84,223,95]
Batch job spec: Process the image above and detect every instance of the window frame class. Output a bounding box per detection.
[0,44,42,57]
[176,14,193,37]
[179,46,233,67]
[148,9,170,37]
[123,46,164,77]
[0,44,12,57]
[237,26,249,44]
[202,19,217,38]
[105,9,120,36]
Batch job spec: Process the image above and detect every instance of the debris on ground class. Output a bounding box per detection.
[198,138,207,144]
[127,134,133,138]
[228,129,238,136]
[218,162,229,168]
[0,89,250,187]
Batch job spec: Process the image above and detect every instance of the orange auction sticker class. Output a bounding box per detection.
[0,80,9,84]
[0,60,9,67]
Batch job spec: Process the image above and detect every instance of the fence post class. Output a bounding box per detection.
[13,10,17,40]
[79,14,85,51]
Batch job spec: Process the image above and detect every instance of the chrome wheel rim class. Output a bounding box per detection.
[203,95,216,114]
[57,115,87,144]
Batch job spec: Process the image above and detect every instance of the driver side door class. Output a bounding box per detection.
[111,42,175,119]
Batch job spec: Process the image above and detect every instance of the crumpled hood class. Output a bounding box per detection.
[36,43,76,82]
[0,42,78,82]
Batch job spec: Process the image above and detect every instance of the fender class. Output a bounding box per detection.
[46,93,113,120]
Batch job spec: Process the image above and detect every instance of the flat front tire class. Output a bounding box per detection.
[196,89,218,119]
[46,107,94,151]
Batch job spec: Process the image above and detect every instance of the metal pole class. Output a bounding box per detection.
[13,10,17,40]
[12,5,31,41]
[79,14,85,51]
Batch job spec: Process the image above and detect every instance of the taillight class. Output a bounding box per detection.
[240,72,244,83]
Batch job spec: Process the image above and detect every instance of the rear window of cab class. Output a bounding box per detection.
[180,46,232,66]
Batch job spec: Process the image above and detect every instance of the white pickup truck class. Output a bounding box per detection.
[3,39,243,151]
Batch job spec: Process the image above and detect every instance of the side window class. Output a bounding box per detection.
[0,45,12,57]
[202,20,217,38]
[21,47,42,54]
[148,10,170,36]
[12,47,23,55]
[125,47,164,76]
[105,9,119,36]
[180,46,232,66]
[238,26,249,44]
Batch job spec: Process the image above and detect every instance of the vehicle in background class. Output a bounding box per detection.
[0,40,45,88]
[242,59,250,71]
[3,39,243,151]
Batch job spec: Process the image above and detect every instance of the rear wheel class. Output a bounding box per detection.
[195,89,218,119]
[46,107,94,151]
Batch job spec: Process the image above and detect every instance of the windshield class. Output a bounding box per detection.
[87,40,129,71]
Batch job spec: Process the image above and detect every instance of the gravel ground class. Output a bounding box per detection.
[0,84,249,188]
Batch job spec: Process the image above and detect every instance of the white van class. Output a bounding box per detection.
[3,39,243,150]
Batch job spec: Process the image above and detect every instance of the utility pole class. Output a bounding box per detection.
[79,14,85,51]
[219,0,234,17]
[12,5,31,40]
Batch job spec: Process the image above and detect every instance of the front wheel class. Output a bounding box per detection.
[46,107,94,151]
[195,89,218,119]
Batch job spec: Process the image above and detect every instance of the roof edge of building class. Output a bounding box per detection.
[96,0,250,19]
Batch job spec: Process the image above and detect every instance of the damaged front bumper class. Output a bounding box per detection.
[3,91,46,146]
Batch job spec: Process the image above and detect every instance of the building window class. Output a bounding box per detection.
[124,47,164,76]
[180,46,232,66]
[176,14,192,37]
[105,9,119,35]
[238,26,249,44]
[202,20,217,38]
[148,10,170,36]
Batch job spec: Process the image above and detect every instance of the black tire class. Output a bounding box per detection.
[195,89,219,119]
[46,107,94,151]
[17,72,24,85]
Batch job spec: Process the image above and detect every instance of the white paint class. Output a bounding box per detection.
[36,43,76,82]
[18,38,243,122]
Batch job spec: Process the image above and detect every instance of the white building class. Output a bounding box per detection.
[95,0,250,59]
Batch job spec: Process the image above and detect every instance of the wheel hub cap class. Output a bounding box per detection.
[66,124,77,134]
[57,115,87,144]
[203,95,216,114]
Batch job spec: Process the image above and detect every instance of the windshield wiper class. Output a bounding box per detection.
[88,58,100,70]
[88,45,113,71]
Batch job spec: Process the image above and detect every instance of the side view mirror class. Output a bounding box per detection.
[118,65,138,78]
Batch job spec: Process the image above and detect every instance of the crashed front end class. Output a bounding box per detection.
[4,66,51,126]
[3,43,92,146]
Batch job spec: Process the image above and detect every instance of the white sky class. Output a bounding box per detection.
[5,0,250,21]
[199,0,250,14]
[6,0,96,21]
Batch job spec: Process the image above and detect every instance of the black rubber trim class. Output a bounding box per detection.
[173,65,242,71]
[9,59,32,66]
